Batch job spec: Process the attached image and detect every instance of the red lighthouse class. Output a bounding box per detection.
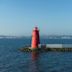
[31,27,40,49]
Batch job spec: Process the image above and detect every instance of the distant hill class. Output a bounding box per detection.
[0,35,72,39]
[40,35,72,39]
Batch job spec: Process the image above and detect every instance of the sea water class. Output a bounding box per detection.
[0,38,72,72]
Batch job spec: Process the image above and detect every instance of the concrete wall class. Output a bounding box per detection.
[39,44,72,48]
[62,44,72,48]
[46,44,63,48]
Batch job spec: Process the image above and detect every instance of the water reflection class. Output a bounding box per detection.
[29,51,40,72]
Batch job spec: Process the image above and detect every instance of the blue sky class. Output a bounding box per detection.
[0,0,72,36]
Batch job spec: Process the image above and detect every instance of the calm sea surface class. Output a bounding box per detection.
[0,38,72,72]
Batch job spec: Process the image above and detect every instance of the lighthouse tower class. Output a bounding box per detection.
[31,27,40,49]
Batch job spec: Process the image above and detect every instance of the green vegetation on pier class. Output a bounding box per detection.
[19,47,72,52]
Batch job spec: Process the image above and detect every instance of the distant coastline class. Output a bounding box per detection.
[0,35,72,39]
